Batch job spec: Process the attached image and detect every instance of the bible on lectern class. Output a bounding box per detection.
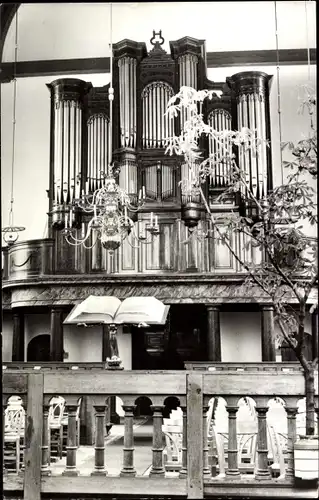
[63,295,169,326]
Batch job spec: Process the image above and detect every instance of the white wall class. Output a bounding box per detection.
[220,311,262,361]
[3,2,316,62]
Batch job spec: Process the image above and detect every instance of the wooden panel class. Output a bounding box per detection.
[3,373,28,393]
[7,239,54,280]
[204,481,318,498]
[187,372,203,499]
[43,371,187,395]
[41,476,187,495]
[213,223,235,271]
[144,222,175,271]
[203,372,308,396]
[24,373,44,500]
[119,231,137,272]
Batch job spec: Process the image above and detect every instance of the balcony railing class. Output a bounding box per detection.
[3,366,318,499]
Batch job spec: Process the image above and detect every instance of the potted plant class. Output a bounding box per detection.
[165,83,318,479]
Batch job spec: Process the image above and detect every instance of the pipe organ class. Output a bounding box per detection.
[46,33,273,274]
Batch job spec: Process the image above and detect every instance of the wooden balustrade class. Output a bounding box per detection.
[3,368,318,500]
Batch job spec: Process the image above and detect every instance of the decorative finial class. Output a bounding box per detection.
[150,30,164,46]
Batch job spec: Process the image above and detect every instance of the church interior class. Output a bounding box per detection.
[1,2,318,499]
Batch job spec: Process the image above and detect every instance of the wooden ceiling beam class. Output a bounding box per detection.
[0,48,316,83]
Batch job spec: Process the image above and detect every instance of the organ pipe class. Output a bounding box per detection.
[142,82,174,149]
[208,109,232,188]
[87,114,109,193]
[118,56,137,149]
[47,79,91,229]
[178,54,198,130]
[227,71,272,201]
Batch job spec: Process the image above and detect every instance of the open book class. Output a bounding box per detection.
[63,295,170,326]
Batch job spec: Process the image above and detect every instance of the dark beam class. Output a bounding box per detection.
[0,48,316,83]
[206,48,316,68]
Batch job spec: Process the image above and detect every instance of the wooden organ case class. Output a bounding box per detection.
[47,32,273,275]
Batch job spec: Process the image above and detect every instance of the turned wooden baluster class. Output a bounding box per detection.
[62,405,79,476]
[255,399,271,479]
[315,398,319,436]
[225,398,240,476]
[41,404,51,475]
[179,405,187,478]
[285,399,298,479]
[149,405,165,476]
[3,403,6,475]
[203,405,211,478]
[91,405,108,476]
[120,405,136,476]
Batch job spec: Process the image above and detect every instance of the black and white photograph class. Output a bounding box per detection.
[1,2,318,499]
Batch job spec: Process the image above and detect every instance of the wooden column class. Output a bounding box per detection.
[120,405,136,477]
[41,404,51,476]
[203,405,211,478]
[91,405,107,476]
[149,405,165,476]
[12,310,25,361]
[285,401,298,478]
[179,406,187,478]
[261,306,276,361]
[225,401,240,476]
[24,373,43,500]
[255,402,271,479]
[186,372,203,499]
[62,405,79,476]
[311,311,318,361]
[50,307,64,362]
[207,305,221,361]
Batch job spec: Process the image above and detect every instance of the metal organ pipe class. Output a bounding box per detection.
[87,114,109,193]
[119,59,124,147]
[133,59,137,148]
[260,94,268,198]
[125,57,130,147]
[156,84,160,148]
[70,102,75,201]
[54,102,61,205]
[47,79,91,228]
[248,94,257,197]
[208,109,232,188]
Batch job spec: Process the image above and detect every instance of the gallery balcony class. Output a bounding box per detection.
[3,364,318,499]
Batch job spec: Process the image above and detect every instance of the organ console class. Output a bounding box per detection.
[46,31,273,273]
